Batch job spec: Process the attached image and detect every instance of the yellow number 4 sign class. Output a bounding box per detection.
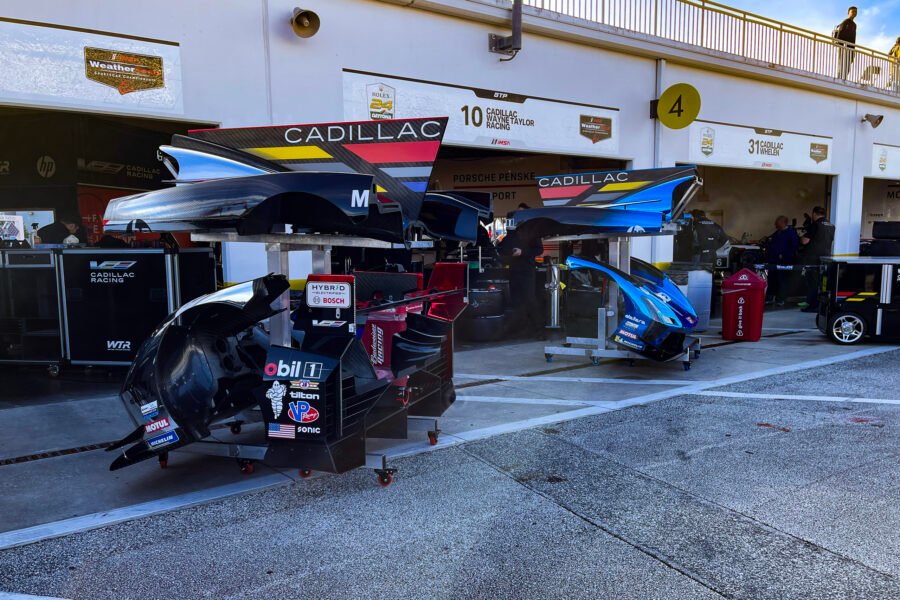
[657,83,701,130]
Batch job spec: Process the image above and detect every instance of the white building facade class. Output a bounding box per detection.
[2,0,898,271]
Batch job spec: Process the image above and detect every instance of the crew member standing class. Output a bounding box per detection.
[833,6,858,79]
[499,226,545,340]
[765,216,800,307]
[798,206,835,313]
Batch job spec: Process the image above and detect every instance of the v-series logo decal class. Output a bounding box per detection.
[90,261,136,270]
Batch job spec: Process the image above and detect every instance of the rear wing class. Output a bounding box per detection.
[536,166,701,222]
[187,117,448,224]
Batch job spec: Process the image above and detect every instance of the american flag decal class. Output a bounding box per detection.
[268,423,295,439]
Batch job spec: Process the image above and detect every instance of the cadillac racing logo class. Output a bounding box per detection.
[579,115,612,144]
[809,143,829,164]
[367,83,395,120]
[84,48,164,95]
[700,127,715,156]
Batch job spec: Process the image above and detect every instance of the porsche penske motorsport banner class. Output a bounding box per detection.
[688,121,833,173]
[188,117,448,223]
[342,69,620,157]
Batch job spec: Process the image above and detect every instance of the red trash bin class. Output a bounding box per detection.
[721,269,767,341]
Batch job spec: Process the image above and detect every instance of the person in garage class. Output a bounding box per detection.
[691,210,730,266]
[798,206,835,313]
[765,215,800,307]
[499,226,545,340]
[32,212,87,245]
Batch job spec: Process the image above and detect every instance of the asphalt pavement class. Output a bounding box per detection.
[1,318,899,599]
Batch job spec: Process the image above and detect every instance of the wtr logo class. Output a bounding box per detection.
[107,340,132,351]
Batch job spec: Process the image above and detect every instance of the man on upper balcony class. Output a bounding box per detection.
[833,6,858,79]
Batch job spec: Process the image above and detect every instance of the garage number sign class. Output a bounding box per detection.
[657,83,701,130]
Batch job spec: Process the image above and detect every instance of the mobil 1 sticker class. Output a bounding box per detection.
[306,281,351,309]
[263,346,338,382]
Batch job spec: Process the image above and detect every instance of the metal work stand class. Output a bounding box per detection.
[542,232,699,370]
[170,231,438,482]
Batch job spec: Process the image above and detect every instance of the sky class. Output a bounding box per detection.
[721,0,900,53]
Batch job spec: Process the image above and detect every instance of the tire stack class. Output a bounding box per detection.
[458,280,509,342]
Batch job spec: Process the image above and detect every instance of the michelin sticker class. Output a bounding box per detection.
[147,431,179,449]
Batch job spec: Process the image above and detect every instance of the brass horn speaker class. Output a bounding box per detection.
[290,8,320,38]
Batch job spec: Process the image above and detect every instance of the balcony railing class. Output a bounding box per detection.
[524,0,900,96]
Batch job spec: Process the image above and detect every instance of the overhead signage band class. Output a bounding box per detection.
[687,121,833,173]
[342,70,620,157]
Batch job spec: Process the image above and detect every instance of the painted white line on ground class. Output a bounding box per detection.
[0,473,290,551]
[457,396,593,407]
[2,344,896,552]
[456,374,703,386]
[0,593,70,600]
[694,390,900,405]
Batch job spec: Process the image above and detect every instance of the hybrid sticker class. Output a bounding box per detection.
[147,431,179,449]
[266,381,287,419]
[287,401,320,424]
[144,417,171,434]
[306,282,352,309]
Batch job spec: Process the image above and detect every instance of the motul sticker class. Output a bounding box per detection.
[144,417,171,434]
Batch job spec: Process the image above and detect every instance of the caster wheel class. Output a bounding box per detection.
[230,423,242,435]
[238,460,254,475]
[591,357,601,366]
[158,455,169,469]
[544,353,553,363]
[377,472,394,487]
[48,365,60,378]
[683,362,691,372]
[427,431,439,446]
[298,469,313,479]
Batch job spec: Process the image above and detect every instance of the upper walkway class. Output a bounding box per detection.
[526,0,899,97]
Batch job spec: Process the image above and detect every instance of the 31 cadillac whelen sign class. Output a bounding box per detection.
[84,47,164,95]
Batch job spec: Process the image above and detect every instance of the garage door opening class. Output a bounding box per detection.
[674,165,833,265]
[0,106,213,246]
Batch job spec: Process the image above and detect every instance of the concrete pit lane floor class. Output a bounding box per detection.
[3,310,900,598]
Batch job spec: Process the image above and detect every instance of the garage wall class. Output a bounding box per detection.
[862,179,900,238]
